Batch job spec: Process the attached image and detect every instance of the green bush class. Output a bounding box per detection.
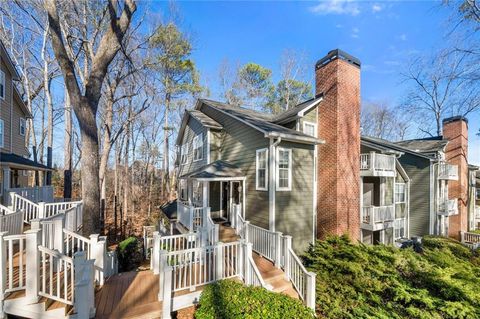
[116,236,143,272]
[195,279,315,319]
[302,235,480,319]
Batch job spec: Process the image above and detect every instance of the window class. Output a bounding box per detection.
[193,133,203,161]
[0,70,5,100]
[179,179,187,201]
[395,183,406,203]
[256,148,268,190]
[0,119,4,148]
[303,121,317,137]
[277,148,292,191]
[19,118,26,136]
[181,144,188,164]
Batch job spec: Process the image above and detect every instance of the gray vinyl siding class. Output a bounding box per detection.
[178,116,208,177]
[202,104,271,229]
[275,140,315,252]
[398,153,431,237]
[299,107,317,130]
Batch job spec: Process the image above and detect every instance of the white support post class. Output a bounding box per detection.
[460,231,465,243]
[73,252,89,319]
[53,215,65,254]
[215,242,224,280]
[90,234,106,285]
[189,206,194,231]
[152,232,160,274]
[244,242,253,285]
[203,181,208,208]
[244,221,250,243]
[158,250,167,301]
[38,202,45,219]
[274,232,282,268]
[283,235,292,280]
[305,271,316,311]
[0,232,7,317]
[25,229,41,303]
[370,151,376,172]
[214,223,220,244]
[30,219,41,230]
[238,239,245,281]
[162,265,173,319]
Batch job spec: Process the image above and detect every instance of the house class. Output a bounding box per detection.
[0,41,52,205]
[469,168,480,230]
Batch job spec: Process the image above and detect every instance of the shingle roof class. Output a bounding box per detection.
[199,99,323,144]
[394,137,448,154]
[361,136,434,160]
[187,110,223,130]
[272,96,323,124]
[180,160,244,180]
[0,152,51,170]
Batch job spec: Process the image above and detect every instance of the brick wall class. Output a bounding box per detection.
[443,117,469,239]
[315,51,361,240]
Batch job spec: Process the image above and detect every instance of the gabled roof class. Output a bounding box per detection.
[361,135,434,160]
[198,99,324,145]
[180,160,244,180]
[394,137,448,154]
[272,96,323,124]
[176,109,223,145]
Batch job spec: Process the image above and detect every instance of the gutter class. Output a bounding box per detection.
[265,132,325,145]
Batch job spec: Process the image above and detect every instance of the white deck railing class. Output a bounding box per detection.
[0,209,24,235]
[461,231,480,244]
[177,201,205,231]
[7,186,54,205]
[438,163,459,180]
[11,194,39,223]
[0,233,27,293]
[44,201,82,219]
[362,205,395,225]
[438,198,458,216]
[360,152,396,173]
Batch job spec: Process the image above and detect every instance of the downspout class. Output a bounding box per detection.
[430,160,438,235]
[269,137,281,232]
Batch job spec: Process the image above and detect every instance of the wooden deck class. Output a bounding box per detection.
[95,271,163,319]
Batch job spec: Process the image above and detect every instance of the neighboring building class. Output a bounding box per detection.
[468,168,480,230]
[0,41,51,204]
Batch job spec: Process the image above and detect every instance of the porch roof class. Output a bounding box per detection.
[0,152,52,171]
[180,160,245,181]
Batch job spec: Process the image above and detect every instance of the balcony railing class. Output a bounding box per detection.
[360,152,396,176]
[362,205,395,225]
[438,163,458,180]
[475,206,480,219]
[438,198,458,216]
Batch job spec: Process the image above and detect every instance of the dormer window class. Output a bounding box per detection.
[0,70,5,100]
[303,121,317,137]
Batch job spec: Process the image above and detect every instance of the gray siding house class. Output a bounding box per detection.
[175,98,323,251]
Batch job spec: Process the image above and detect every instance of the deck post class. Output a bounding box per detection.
[244,221,250,242]
[238,239,245,280]
[215,242,224,280]
[25,229,41,303]
[74,252,89,319]
[0,232,7,316]
[152,232,160,274]
[90,234,106,285]
[460,231,465,243]
[38,202,45,219]
[30,219,41,231]
[306,271,317,311]
[162,265,173,319]
[53,214,65,254]
[158,250,168,301]
[274,232,282,268]
[244,242,253,285]
[189,206,194,231]
[283,235,292,280]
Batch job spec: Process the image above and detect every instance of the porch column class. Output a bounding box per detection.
[203,181,208,208]
[242,180,246,219]
[187,180,193,206]
[2,167,10,206]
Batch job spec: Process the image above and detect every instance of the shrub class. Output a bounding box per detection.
[116,236,143,272]
[302,235,480,319]
[195,279,315,319]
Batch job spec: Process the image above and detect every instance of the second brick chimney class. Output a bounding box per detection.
[443,116,469,239]
[316,49,361,240]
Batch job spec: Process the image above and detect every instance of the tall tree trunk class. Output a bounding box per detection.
[42,25,53,185]
[123,114,130,235]
[163,96,170,199]
[63,92,73,199]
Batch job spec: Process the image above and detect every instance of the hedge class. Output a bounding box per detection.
[116,236,143,272]
[195,279,315,319]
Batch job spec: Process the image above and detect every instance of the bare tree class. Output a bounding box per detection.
[361,101,410,141]
[45,0,137,235]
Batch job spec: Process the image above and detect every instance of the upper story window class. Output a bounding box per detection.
[277,148,292,191]
[395,183,406,203]
[303,121,317,137]
[181,143,188,164]
[20,118,26,136]
[0,70,5,100]
[0,119,4,148]
[193,133,203,161]
[256,148,268,191]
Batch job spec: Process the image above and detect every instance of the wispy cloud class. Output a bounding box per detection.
[398,33,407,41]
[309,0,360,16]
[351,27,360,39]
[372,4,382,13]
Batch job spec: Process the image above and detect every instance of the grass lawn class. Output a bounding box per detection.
[302,235,480,319]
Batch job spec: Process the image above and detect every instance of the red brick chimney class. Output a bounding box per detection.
[443,116,469,239]
[315,49,361,240]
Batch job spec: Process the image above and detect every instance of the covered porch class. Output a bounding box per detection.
[177,160,246,229]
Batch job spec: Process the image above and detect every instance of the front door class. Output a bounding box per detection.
[221,182,229,220]
[220,181,242,223]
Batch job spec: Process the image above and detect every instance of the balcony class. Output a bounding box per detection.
[438,163,458,180]
[360,152,396,177]
[361,205,395,231]
[475,206,480,219]
[437,198,458,216]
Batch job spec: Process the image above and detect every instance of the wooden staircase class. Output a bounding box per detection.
[4,290,75,318]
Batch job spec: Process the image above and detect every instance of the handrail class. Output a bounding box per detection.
[0,210,24,235]
[11,194,39,223]
[1,233,27,293]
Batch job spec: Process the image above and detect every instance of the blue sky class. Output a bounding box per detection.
[149,0,480,165]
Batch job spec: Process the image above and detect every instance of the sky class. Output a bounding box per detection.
[148,0,480,166]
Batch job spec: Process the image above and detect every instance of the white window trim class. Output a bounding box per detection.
[0,70,5,100]
[395,183,406,204]
[19,118,26,136]
[303,121,317,137]
[276,147,292,191]
[0,119,4,148]
[256,148,268,191]
[193,133,204,162]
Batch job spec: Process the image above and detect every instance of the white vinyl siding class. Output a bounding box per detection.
[0,70,5,100]
[19,118,26,136]
[277,148,292,191]
[303,121,317,137]
[181,144,188,164]
[0,119,4,148]
[193,133,203,161]
[256,148,268,191]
